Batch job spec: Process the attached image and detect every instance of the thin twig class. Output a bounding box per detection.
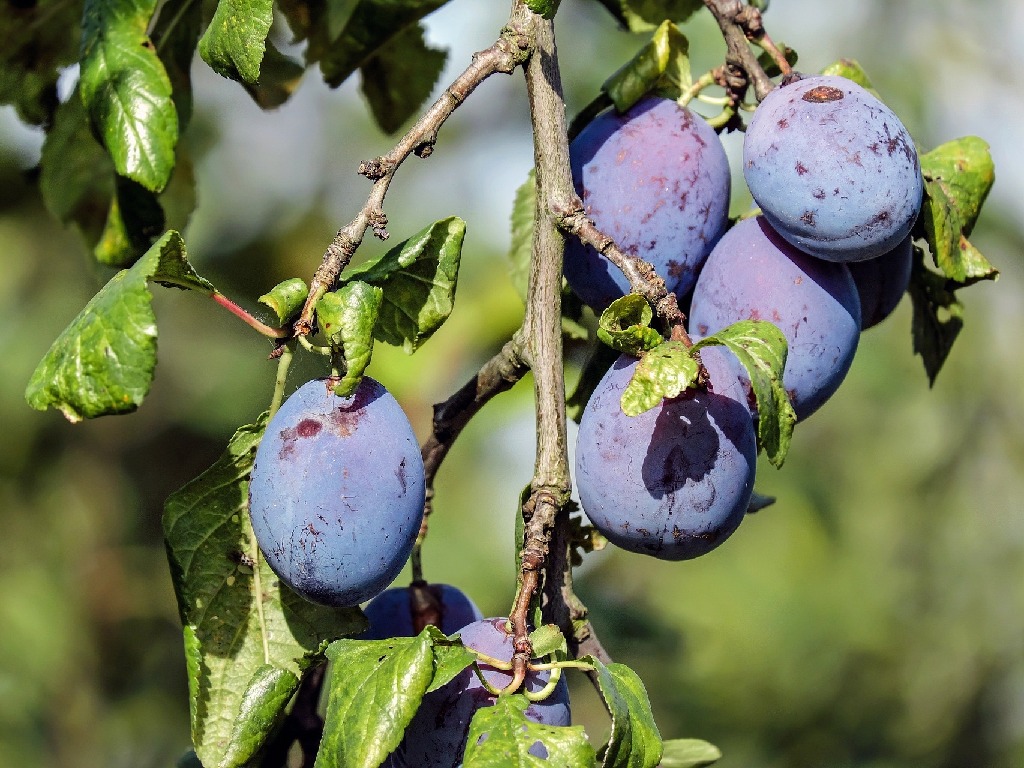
[412,338,530,581]
[293,18,534,336]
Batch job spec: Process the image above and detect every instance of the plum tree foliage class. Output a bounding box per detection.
[8,0,999,766]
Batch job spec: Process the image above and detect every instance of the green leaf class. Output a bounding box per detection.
[198,0,274,84]
[908,252,964,385]
[508,171,536,303]
[598,295,664,355]
[694,320,795,468]
[0,0,81,126]
[317,633,437,768]
[344,216,465,352]
[463,694,596,767]
[360,23,447,134]
[318,0,451,88]
[317,281,384,397]
[820,58,876,95]
[428,630,477,693]
[163,418,366,768]
[79,0,179,192]
[529,625,567,658]
[589,659,661,768]
[259,278,310,325]
[603,21,691,111]
[920,137,998,284]
[659,738,722,767]
[24,231,212,422]
[524,0,561,18]
[222,665,300,767]
[620,342,699,417]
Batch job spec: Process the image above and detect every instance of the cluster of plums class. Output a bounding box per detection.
[571,75,922,561]
[243,72,922,765]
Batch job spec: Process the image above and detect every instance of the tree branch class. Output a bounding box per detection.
[293,17,535,336]
[506,3,574,692]
[702,0,778,103]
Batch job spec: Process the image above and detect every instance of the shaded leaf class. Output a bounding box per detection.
[25,231,212,421]
[567,341,619,423]
[317,633,436,768]
[241,39,305,108]
[427,629,477,693]
[920,137,998,284]
[598,294,664,355]
[603,21,691,111]
[317,281,384,397]
[908,251,963,385]
[80,0,179,191]
[151,0,203,128]
[508,170,536,303]
[620,341,699,417]
[94,175,166,266]
[163,418,365,768]
[260,278,309,325]
[694,320,795,468]
[588,658,661,768]
[198,0,274,84]
[659,738,722,767]
[318,0,450,88]
[463,695,596,767]
[592,0,702,33]
[0,0,81,126]
[344,216,465,352]
[360,23,447,134]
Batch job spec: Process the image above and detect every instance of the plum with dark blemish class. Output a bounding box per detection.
[575,347,756,560]
[248,377,425,607]
[849,233,914,329]
[564,96,730,310]
[688,217,861,420]
[386,617,571,767]
[743,74,922,262]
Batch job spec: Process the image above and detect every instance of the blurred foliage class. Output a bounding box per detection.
[1,1,1023,767]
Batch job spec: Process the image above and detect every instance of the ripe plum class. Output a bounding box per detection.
[387,617,571,767]
[849,234,913,329]
[362,583,483,639]
[743,74,922,262]
[689,217,861,419]
[575,347,757,560]
[248,377,425,607]
[565,96,731,310]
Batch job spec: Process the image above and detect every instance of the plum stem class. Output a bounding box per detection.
[292,12,535,337]
[523,667,562,702]
[268,343,294,420]
[210,292,289,338]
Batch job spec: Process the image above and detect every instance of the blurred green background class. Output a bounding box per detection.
[1,1,1022,766]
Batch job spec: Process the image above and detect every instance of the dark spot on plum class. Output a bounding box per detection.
[795,161,809,176]
[296,419,322,438]
[801,210,817,226]
[813,188,826,200]
[395,457,407,493]
[802,85,844,103]
[777,117,789,129]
